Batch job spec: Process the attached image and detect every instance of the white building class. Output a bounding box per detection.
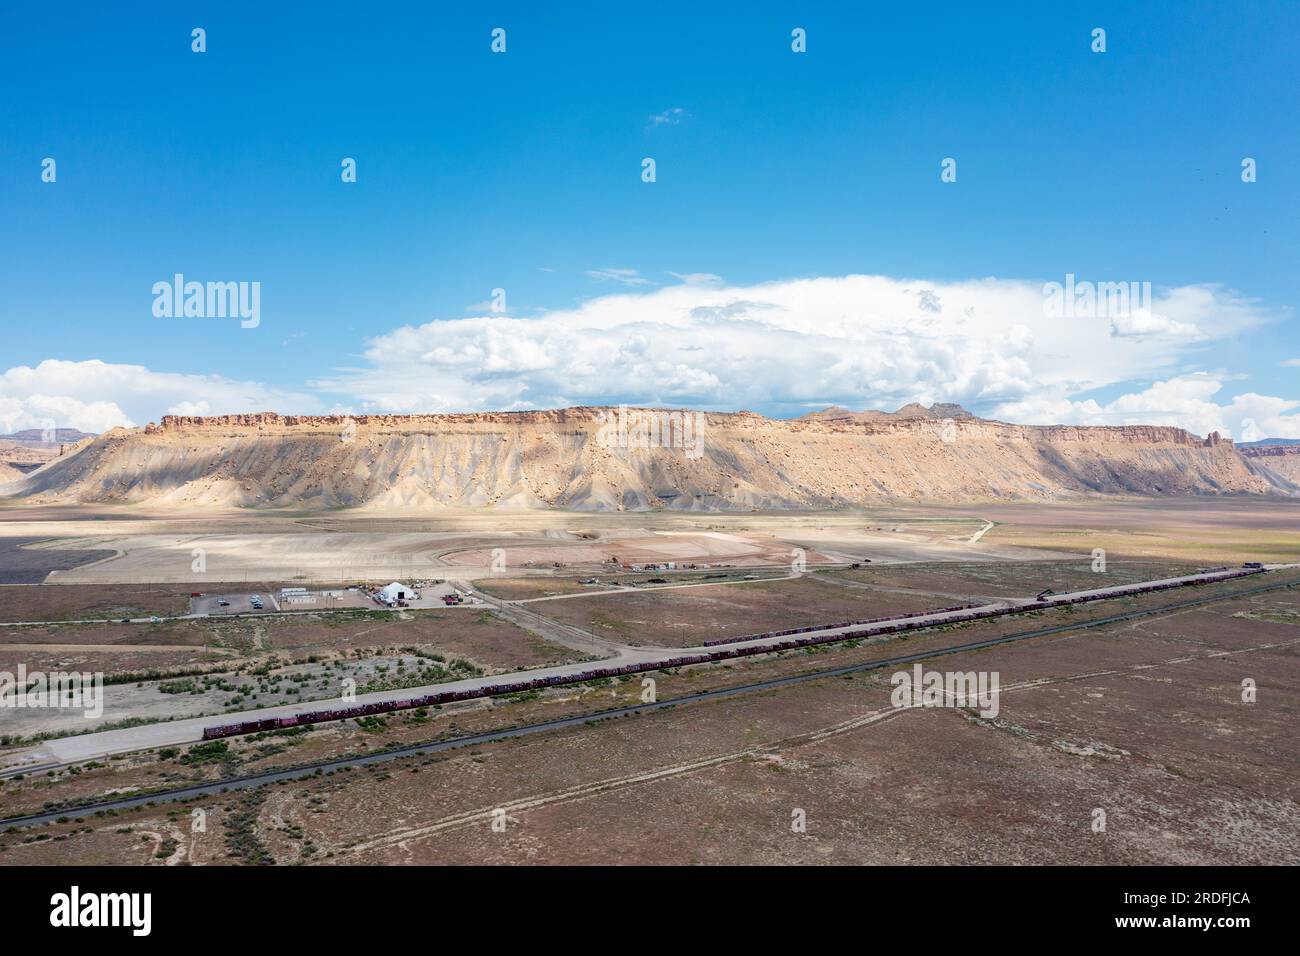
[378,582,415,605]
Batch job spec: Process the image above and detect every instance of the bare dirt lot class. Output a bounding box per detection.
[526,575,948,646]
[442,529,837,570]
[472,569,788,600]
[824,559,1204,601]
[472,577,600,600]
[0,583,201,623]
[942,498,1300,564]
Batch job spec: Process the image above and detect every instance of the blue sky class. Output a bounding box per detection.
[1,1,1297,437]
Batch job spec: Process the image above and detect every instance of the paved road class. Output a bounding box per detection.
[4,573,1296,829]
[2,565,1287,775]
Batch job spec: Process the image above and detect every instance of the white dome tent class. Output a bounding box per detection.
[378,582,417,606]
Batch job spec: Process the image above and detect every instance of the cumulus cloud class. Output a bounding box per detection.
[0,359,321,433]
[993,374,1300,440]
[1108,310,1199,339]
[312,274,1292,436]
[0,394,130,436]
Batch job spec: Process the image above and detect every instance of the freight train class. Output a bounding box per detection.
[201,566,1266,741]
[701,603,983,647]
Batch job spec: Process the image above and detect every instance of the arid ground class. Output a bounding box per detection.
[1,498,1297,864]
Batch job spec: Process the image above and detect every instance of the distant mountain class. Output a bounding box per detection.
[0,435,71,479]
[1240,438,1300,447]
[800,403,979,424]
[0,428,96,447]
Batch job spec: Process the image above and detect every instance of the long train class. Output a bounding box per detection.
[201,567,1266,740]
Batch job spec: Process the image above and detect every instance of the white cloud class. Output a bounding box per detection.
[649,107,686,126]
[0,394,130,436]
[584,267,651,287]
[315,274,1293,436]
[1108,310,1199,339]
[1282,358,1300,368]
[994,374,1300,440]
[0,359,321,433]
[668,272,724,286]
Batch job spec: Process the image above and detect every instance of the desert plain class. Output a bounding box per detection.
[0,495,1297,865]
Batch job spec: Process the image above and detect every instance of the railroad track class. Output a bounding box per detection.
[1,575,1294,830]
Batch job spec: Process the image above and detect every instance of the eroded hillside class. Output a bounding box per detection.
[4,407,1295,510]
[1240,445,1300,488]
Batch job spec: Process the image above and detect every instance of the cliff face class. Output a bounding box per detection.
[1240,445,1300,487]
[4,408,1294,510]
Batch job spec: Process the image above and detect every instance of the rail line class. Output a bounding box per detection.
[197,566,1269,739]
[2,574,1293,830]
